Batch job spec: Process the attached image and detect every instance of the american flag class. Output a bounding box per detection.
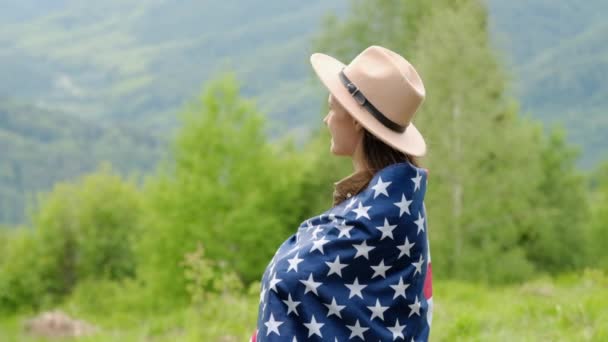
[253,162,433,341]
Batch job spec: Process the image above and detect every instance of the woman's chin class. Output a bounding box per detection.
[330,143,339,155]
[330,145,348,156]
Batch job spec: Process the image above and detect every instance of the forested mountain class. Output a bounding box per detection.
[0,0,346,135]
[1,0,604,149]
[0,0,606,223]
[0,1,347,223]
[0,101,163,223]
[487,0,608,167]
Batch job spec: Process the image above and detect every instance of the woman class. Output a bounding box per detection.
[253,45,433,341]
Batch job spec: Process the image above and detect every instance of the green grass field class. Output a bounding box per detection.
[1,270,606,341]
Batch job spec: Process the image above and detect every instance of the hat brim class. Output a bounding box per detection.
[310,52,427,157]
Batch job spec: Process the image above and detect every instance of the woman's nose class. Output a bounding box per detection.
[323,113,329,125]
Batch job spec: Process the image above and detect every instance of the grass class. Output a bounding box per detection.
[1,270,607,341]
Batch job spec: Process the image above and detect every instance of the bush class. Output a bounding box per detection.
[0,229,49,313]
[181,242,244,305]
[135,75,308,306]
[32,164,142,291]
[0,165,142,313]
[587,162,608,270]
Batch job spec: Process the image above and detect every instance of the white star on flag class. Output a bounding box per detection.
[394,193,413,217]
[414,212,425,235]
[352,201,371,219]
[259,284,266,303]
[312,225,323,239]
[371,176,392,198]
[388,318,406,340]
[305,220,313,230]
[300,274,322,296]
[287,252,304,272]
[303,315,324,338]
[411,170,422,192]
[377,218,397,240]
[367,299,389,321]
[310,236,330,254]
[282,293,301,316]
[325,255,348,277]
[397,236,415,258]
[412,255,425,276]
[264,313,283,336]
[390,277,410,299]
[345,277,367,299]
[344,197,357,211]
[347,319,369,339]
[371,259,391,279]
[269,273,282,292]
[353,240,375,260]
[324,297,346,318]
[335,220,354,238]
[408,296,422,317]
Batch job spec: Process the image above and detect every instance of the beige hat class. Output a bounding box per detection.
[310,45,427,156]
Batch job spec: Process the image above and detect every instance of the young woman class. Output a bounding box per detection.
[253,45,433,341]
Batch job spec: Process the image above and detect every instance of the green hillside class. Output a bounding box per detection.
[0,0,346,135]
[0,101,163,224]
[0,0,347,224]
[488,0,608,167]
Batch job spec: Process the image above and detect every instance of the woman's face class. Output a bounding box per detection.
[323,95,362,156]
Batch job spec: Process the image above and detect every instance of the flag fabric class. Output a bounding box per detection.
[254,162,433,341]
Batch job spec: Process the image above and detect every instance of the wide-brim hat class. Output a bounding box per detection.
[310,45,427,156]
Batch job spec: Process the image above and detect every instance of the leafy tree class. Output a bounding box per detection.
[0,228,46,313]
[0,164,142,313]
[522,128,589,272]
[587,161,608,269]
[135,74,308,306]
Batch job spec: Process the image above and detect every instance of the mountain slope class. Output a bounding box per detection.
[488,0,608,166]
[0,0,347,136]
[0,101,163,223]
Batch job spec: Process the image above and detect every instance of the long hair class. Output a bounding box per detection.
[361,129,421,174]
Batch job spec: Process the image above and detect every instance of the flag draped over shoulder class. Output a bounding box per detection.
[254,162,433,341]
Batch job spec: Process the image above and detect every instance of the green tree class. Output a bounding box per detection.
[522,128,589,272]
[32,163,142,285]
[588,161,608,269]
[135,74,308,306]
[0,165,142,313]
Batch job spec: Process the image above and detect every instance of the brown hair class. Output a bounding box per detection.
[361,129,420,174]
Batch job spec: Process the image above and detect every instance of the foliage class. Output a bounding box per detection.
[522,128,589,272]
[0,165,142,313]
[134,74,309,307]
[0,228,49,313]
[32,163,142,282]
[587,162,608,269]
[181,243,244,305]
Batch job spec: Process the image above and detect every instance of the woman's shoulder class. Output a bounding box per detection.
[361,161,429,205]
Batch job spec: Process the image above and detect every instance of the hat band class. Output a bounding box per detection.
[339,70,407,133]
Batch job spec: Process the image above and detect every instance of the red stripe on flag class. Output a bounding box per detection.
[423,263,433,299]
